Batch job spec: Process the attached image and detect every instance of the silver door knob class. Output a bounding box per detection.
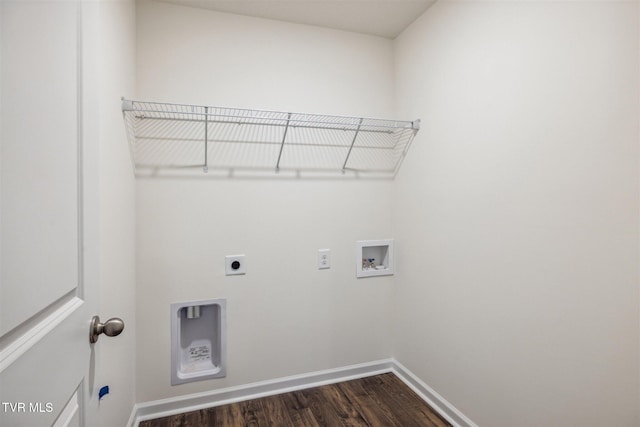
[89,316,125,343]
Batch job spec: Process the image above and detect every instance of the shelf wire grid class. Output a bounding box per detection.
[122,99,419,177]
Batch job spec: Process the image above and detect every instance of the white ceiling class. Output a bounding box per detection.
[156,0,436,39]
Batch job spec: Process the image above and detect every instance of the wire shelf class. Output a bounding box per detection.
[121,99,420,178]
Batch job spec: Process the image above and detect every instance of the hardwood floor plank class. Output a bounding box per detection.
[139,416,165,427]
[362,374,450,427]
[318,383,369,426]
[300,385,347,426]
[140,373,452,427]
[380,374,450,427]
[182,409,207,426]
[240,397,270,426]
[348,376,412,427]
[259,394,296,426]
[336,378,402,427]
[278,389,321,427]
[213,403,246,427]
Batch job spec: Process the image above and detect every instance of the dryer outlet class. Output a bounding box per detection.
[225,255,246,275]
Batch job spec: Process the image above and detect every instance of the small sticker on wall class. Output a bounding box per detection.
[98,386,109,401]
[189,344,211,362]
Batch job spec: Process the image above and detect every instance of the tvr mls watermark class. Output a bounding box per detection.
[2,402,53,413]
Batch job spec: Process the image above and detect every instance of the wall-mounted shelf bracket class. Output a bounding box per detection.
[204,106,209,173]
[275,112,292,173]
[342,117,363,173]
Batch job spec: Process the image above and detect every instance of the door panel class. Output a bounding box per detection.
[0,312,86,426]
[0,0,80,336]
[52,390,80,427]
[0,1,98,426]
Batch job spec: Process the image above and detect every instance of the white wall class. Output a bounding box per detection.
[134,2,640,424]
[135,0,396,402]
[96,1,137,425]
[393,2,640,426]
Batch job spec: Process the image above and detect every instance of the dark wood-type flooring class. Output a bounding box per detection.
[139,373,452,427]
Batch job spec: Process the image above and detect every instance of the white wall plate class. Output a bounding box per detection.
[225,255,246,275]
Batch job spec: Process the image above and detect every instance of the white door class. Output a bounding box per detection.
[1,1,105,426]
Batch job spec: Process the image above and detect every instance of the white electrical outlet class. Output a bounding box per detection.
[225,255,246,275]
[317,249,330,269]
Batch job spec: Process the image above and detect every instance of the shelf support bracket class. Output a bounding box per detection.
[203,106,209,173]
[275,113,292,172]
[342,118,363,173]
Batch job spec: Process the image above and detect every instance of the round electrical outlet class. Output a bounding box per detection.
[225,255,246,275]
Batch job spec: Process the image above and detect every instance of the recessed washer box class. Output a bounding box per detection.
[356,239,394,278]
[171,299,227,385]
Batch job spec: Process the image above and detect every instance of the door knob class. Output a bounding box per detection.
[90,316,125,343]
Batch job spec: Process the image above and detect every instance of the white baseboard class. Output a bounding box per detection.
[129,359,395,426]
[129,358,475,427]
[391,360,477,427]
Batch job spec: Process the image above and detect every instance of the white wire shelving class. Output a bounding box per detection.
[121,99,420,178]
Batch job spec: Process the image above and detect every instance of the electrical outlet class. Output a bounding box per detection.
[317,249,330,269]
[225,255,246,275]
